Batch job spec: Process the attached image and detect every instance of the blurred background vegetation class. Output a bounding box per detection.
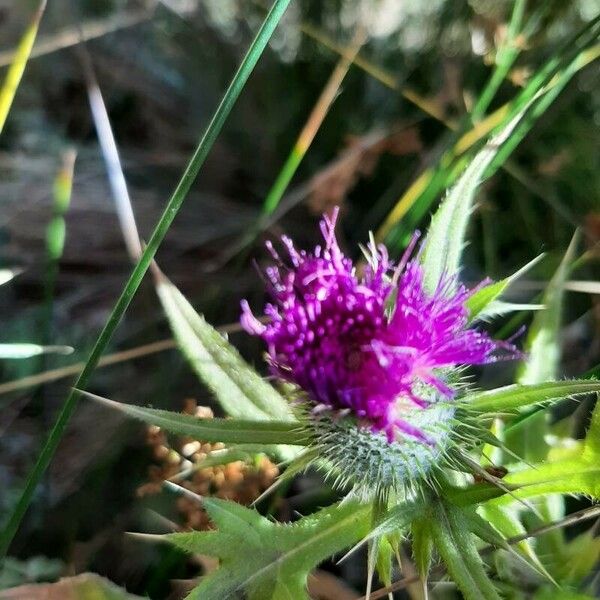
[0,0,598,597]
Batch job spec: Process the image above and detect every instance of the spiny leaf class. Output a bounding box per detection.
[474,300,544,320]
[166,499,371,600]
[467,254,545,321]
[444,481,513,507]
[582,398,600,462]
[420,109,528,294]
[83,390,309,446]
[462,380,600,413]
[156,277,294,423]
[411,517,433,578]
[429,500,501,600]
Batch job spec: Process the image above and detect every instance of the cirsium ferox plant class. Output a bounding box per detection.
[91,116,600,600]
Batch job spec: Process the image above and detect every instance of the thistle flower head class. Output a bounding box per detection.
[242,209,514,447]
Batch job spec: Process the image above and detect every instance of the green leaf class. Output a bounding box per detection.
[420,111,527,293]
[445,480,512,506]
[479,504,552,581]
[518,233,579,385]
[499,456,600,500]
[362,501,422,542]
[82,390,309,446]
[582,398,600,462]
[429,500,501,600]
[466,254,544,321]
[165,498,371,600]
[411,517,434,578]
[557,529,600,584]
[0,0,292,557]
[462,380,600,413]
[156,277,294,423]
[494,404,600,501]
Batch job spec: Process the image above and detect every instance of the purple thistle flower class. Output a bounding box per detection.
[241,208,516,443]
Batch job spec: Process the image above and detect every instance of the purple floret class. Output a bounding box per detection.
[241,208,515,442]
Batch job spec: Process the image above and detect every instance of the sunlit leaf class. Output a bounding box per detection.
[420,109,528,293]
[519,234,579,385]
[463,380,600,413]
[156,277,294,423]
[467,254,544,321]
[165,498,371,600]
[430,500,501,600]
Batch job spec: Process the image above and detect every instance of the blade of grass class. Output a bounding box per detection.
[470,0,527,121]
[0,0,47,134]
[0,0,292,557]
[377,15,600,245]
[262,26,366,216]
[79,47,143,261]
[297,20,453,127]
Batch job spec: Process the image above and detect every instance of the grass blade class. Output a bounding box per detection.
[262,27,366,216]
[470,0,526,121]
[80,48,143,261]
[0,0,292,557]
[377,15,600,247]
[0,0,47,133]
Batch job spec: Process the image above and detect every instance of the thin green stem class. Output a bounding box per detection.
[0,0,292,557]
[471,0,527,122]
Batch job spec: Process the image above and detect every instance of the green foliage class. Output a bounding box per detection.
[480,504,551,582]
[84,391,308,446]
[167,498,371,600]
[0,1,46,134]
[429,499,501,600]
[156,277,294,422]
[462,380,600,413]
[420,109,527,294]
[518,234,579,385]
[500,400,600,500]
[466,254,544,321]
[411,517,434,578]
